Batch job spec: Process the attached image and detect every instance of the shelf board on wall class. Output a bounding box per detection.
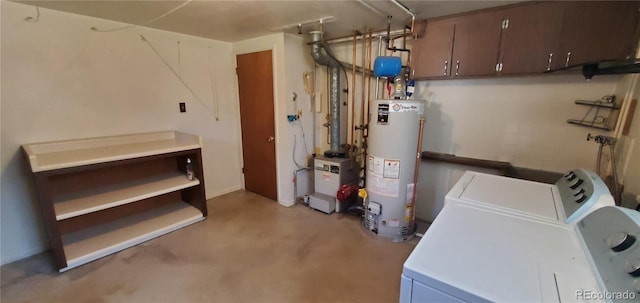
[567,119,612,131]
[61,202,203,272]
[54,173,200,220]
[23,131,202,172]
[575,100,620,109]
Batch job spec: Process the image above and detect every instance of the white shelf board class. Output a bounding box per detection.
[54,173,200,220]
[61,202,203,272]
[23,131,202,172]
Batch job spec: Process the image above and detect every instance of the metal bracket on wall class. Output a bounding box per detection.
[567,95,620,131]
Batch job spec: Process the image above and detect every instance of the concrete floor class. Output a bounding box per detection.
[1,191,416,303]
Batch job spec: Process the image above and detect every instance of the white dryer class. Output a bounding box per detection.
[444,169,614,224]
[400,203,640,302]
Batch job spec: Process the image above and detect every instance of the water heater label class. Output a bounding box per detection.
[389,102,424,114]
[377,103,389,124]
[368,156,384,175]
[367,174,400,197]
[383,160,400,179]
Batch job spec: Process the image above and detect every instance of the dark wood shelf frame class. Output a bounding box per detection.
[24,144,207,272]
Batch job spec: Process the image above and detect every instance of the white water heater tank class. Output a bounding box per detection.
[364,99,425,241]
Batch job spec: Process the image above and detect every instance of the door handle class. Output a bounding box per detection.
[455,60,460,76]
[267,136,275,142]
[443,60,448,76]
[565,52,571,67]
[547,53,553,71]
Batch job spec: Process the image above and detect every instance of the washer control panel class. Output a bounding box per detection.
[579,207,640,300]
[556,169,615,223]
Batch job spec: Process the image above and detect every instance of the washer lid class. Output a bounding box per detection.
[457,172,560,221]
[403,203,599,302]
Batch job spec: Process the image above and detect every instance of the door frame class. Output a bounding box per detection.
[233,45,282,203]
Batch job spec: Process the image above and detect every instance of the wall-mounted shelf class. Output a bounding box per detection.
[566,119,613,131]
[567,96,619,131]
[23,131,207,272]
[574,100,620,109]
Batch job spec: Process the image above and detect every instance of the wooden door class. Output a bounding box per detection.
[498,2,565,74]
[236,50,278,201]
[451,11,504,77]
[559,1,640,68]
[413,19,455,78]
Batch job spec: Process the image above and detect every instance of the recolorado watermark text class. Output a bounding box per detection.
[576,290,636,301]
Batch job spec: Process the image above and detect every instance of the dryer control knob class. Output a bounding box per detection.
[569,178,584,190]
[607,232,636,252]
[625,259,640,277]
[564,171,577,181]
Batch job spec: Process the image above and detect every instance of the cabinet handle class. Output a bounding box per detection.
[443,60,448,76]
[547,53,553,71]
[565,52,571,67]
[455,60,460,76]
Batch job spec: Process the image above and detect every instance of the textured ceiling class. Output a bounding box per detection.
[15,0,523,42]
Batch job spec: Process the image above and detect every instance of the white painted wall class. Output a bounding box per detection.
[231,33,314,206]
[616,74,640,208]
[416,74,619,171]
[1,2,242,265]
[283,34,316,203]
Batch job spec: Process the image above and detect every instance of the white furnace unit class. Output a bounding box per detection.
[309,156,359,214]
[364,99,425,241]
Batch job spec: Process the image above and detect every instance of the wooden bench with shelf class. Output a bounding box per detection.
[23,131,207,272]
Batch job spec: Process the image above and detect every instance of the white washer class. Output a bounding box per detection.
[444,169,614,224]
[400,203,640,302]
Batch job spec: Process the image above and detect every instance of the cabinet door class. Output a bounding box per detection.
[451,11,504,77]
[413,19,455,78]
[559,1,640,68]
[499,2,565,74]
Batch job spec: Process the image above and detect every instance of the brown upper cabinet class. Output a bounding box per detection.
[412,19,455,78]
[498,2,565,74]
[449,10,504,77]
[413,12,503,78]
[557,1,639,68]
[413,1,640,79]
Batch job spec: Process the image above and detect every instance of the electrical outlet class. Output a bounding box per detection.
[179,102,186,113]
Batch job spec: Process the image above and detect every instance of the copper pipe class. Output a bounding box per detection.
[350,31,357,158]
[319,28,405,44]
[365,30,373,128]
[410,117,426,224]
[375,36,383,100]
[360,26,367,141]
